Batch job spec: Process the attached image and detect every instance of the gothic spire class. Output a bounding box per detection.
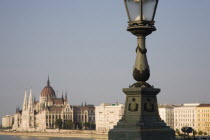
[62,92,64,99]
[22,90,28,111]
[28,89,33,112]
[47,75,50,86]
[65,92,67,101]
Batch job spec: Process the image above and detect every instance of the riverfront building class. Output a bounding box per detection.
[158,105,174,129]
[174,103,200,132]
[196,104,210,134]
[95,103,124,132]
[2,115,14,128]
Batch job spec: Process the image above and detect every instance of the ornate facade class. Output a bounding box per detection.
[73,105,95,123]
[12,78,73,131]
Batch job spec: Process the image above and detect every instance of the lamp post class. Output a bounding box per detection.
[108,0,175,140]
[125,0,158,87]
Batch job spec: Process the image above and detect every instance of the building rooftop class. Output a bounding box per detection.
[99,103,124,107]
[48,106,63,112]
[158,104,174,108]
[183,103,200,107]
[173,103,200,108]
[197,104,210,107]
[40,77,56,98]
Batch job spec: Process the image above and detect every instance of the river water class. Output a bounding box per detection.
[0,135,105,140]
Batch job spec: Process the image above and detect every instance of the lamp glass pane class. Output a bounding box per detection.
[142,0,156,21]
[126,0,141,22]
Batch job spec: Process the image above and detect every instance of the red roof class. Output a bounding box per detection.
[197,104,210,107]
[53,98,64,105]
[48,106,63,112]
[40,78,56,98]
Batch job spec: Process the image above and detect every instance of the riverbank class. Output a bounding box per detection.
[0,130,108,139]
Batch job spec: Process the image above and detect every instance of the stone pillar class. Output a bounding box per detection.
[109,87,175,140]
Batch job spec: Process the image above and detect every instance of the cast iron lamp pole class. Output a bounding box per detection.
[108,0,176,139]
[124,0,158,87]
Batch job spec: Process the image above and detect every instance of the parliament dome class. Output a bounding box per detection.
[40,77,56,98]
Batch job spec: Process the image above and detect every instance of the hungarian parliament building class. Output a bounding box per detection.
[2,78,95,131]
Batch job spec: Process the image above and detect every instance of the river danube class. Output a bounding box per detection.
[0,135,105,140]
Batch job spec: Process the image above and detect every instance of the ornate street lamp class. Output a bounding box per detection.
[124,0,158,87]
[125,0,158,24]
[109,1,175,140]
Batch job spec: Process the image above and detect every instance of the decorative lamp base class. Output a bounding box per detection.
[108,87,175,140]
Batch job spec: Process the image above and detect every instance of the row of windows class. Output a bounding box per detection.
[174,110,194,113]
[175,123,194,127]
[165,119,174,122]
[197,114,210,117]
[46,115,61,119]
[198,119,210,122]
[175,119,194,122]
[46,114,72,120]
[197,109,210,113]
[175,115,194,117]
[198,123,210,127]
[174,109,210,114]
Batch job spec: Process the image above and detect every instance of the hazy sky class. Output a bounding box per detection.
[0,0,210,120]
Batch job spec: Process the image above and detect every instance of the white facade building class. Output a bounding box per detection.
[174,103,200,131]
[95,103,124,132]
[2,115,14,128]
[158,105,174,129]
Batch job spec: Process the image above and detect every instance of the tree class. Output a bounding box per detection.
[75,122,82,130]
[90,122,96,130]
[198,131,203,136]
[83,122,91,130]
[65,120,74,129]
[193,130,197,136]
[204,132,207,136]
[73,122,77,129]
[175,129,180,135]
[55,119,63,129]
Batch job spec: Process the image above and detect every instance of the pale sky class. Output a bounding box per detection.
[0,0,210,120]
